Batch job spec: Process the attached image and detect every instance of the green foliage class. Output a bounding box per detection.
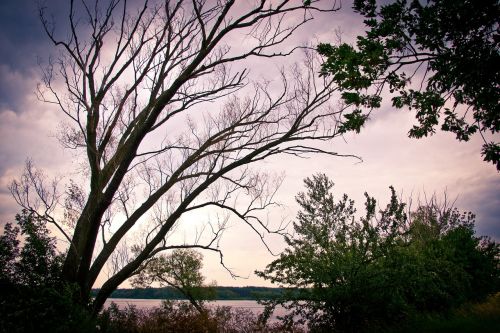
[374,293,500,333]
[0,210,96,332]
[99,300,304,333]
[0,210,63,286]
[0,223,19,281]
[483,142,500,168]
[0,283,96,333]
[319,0,500,169]
[133,249,215,312]
[257,174,500,332]
[338,109,368,134]
[257,174,409,332]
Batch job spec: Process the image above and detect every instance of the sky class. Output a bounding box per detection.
[0,0,498,288]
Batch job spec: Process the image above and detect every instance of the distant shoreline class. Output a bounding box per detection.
[92,286,283,301]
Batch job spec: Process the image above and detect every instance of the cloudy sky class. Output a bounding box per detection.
[0,0,498,288]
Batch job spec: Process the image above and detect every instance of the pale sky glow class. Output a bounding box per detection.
[0,0,498,289]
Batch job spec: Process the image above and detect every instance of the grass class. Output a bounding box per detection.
[380,293,500,333]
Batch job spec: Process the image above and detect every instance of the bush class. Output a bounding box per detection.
[98,300,305,333]
[0,282,96,333]
[256,174,500,332]
[0,210,97,332]
[373,293,500,333]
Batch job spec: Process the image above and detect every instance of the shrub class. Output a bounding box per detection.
[98,300,305,333]
[0,210,97,332]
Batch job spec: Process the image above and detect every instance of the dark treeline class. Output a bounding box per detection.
[92,286,283,300]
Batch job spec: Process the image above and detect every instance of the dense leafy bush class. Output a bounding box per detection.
[257,174,500,332]
[0,210,95,333]
[375,293,500,333]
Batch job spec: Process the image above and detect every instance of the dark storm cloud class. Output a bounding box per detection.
[460,176,500,240]
[0,0,69,111]
[0,0,147,112]
[0,1,70,222]
[0,1,46,71]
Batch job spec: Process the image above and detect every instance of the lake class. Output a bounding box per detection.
[104,299,287,321]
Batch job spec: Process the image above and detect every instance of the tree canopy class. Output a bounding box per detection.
[0,211,94,333]
[0,210,62,287]
[318,0,500,169]
[132,248,215,313]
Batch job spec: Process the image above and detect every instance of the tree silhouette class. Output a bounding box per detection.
[257,174,500,332]
[9,0,362,314]
[133,248,215,314]
[318,0,500,169]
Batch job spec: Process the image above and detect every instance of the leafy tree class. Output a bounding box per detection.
[399,206,500,312]
[318,0,500,169]
[132,248,215,314]
[257,174,500,332]
[0,210,63,287]
[0,223,19,283]
[0,211,95,333]
[10,0,354,314]
[257,174,409,332]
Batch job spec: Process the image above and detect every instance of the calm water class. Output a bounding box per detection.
[104,299,287,320]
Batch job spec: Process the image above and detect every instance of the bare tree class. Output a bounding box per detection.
[10,0,361,314]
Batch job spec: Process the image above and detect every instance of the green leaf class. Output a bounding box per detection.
[339,109,367,134]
